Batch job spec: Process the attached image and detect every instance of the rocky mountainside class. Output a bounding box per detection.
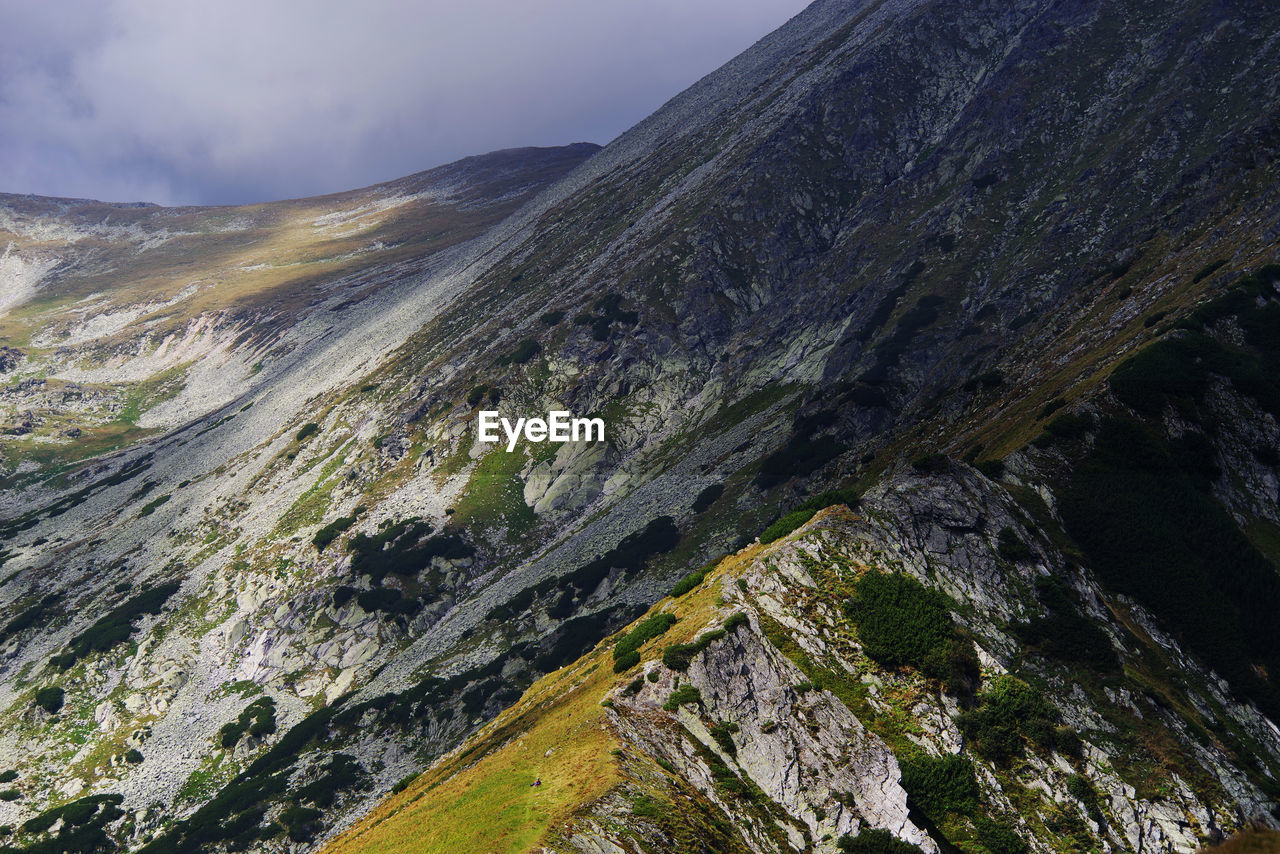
[0,0,1278,852]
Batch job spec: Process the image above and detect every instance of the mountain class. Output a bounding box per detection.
[0,0,1279,852]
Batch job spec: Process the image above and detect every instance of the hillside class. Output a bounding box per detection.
[323,485,1280,853]
[0,0,1277,852]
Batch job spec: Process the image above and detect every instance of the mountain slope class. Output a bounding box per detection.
[0,0,1279,852]
[325,483,1278,854]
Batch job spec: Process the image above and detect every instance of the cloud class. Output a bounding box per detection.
[0,0,810,205]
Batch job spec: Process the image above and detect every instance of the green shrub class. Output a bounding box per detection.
[662,629,726,671]
[1,593,63,644]
[467,385,488,406]
[1034,411,1095,448]
[898,753,979,820]
[975,459,1005,480]
[296,422,319,442]
[760,487,861,543]
[52,582,180,671]
[754,436,847,488]
[723,612,749,632]
[498,339,541,365]
[539,310,565,325]
[957,676,1061,761]
[125,749,144,764]
[910,453,949,474]
[1192,259,1227,283]
[0,770,17,784]
[691,483,724,513]
[663,685,702,711]
[559,517,680,600]
[996,527,1032,562]
[614,613,677,668]
[612,651,640,673]
[760,509,818,544]
[0,790,18,802]
[1061,414,1280,716]
[332,586,356,608]
[845,572,977,694]
[671,563,714,597]
[974,819,1029,854]
[391,772,418,794]
[837,828,925,854]
[962,370,1004,392]
[850,575,944,661]
[34,686,64,714]
[312,511,359,551]
[1012,578,1117,671]
[1065,773,1105,824]
[709,721,739,755]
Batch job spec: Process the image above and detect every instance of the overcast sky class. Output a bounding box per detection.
[0,1,810,206]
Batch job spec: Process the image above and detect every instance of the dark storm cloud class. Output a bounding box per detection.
[0,0,810,206]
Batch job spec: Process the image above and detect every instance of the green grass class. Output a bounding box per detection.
[452,446,536,540]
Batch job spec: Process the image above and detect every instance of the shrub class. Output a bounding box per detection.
[958,676,1061,761]
[691,483,724,513]
[539,310,565,325]
[671,563,714,597]
[723,612,749,632]
[910,453,949,474]
[0,790,18,802]
[612,651,640,673]
[760,487,861,543]
[313,511,359,551]
[837,828,925,854]
[0,592,62,643]
[332,586,356,608]
[125,749,144,764]
[466,385,488,406]
[1192,259,1226,283]
[296,422,319,442]
[975,459,1005,480]
[1060,414,1280,716]
[846,573,949,669]
[847,572,978,694]
[754,436,847,488]
[391,772,418,794]
[34,686,64,714]
[0,771,16,784]
[52,582,181,671]
[663,685,702,711]
[996,527,1033,562]
[662,629,726,671]
[760,509,818,544]
[898,753,979,820]
[498,339,541,365]
[974,819,1029,854]
[614,613,677,667]
[709,721,739,755]
[1011,578,1117,671]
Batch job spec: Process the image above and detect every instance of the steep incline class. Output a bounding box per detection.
[0,0,1278,851]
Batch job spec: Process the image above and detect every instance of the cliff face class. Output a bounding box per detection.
[326,478,1280,854]
[0,0,1278,851]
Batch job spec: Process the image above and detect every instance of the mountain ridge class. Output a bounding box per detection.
[0,1,1278,852]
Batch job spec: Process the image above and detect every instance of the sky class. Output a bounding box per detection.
[0,0,811,207]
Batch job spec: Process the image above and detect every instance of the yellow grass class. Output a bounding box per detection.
[322,526,776,854]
